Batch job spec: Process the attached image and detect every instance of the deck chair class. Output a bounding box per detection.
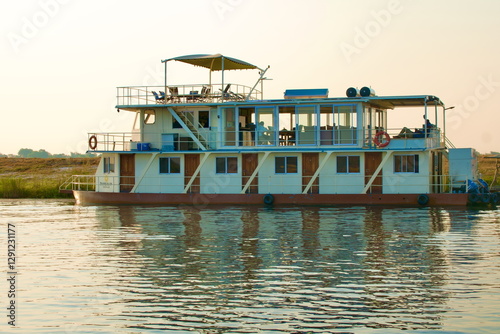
[220,84,231,100]
[201,86,212,101]
[152,91,165,103]
[222,84,245,101]
[167,87,179,103]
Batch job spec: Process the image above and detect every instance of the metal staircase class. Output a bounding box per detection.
[167,107,210,150]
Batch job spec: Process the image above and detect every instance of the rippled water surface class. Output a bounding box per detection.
[1,199,499,333]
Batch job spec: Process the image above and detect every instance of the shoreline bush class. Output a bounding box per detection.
[0,177,73,199]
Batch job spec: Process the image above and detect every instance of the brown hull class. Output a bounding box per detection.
[73,191,470,207]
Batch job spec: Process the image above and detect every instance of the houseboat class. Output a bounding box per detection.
[61,54,495,206]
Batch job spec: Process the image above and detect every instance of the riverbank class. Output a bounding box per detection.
[478,155,499,190]
[0,155,498,198]
[0,158,99,198]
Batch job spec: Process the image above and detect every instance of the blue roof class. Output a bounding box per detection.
[284,89,329,99]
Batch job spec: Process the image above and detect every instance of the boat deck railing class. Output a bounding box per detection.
[87,128,444,152]
[117,83,262,106]
[60,174,472,195]
[59,175,96,192]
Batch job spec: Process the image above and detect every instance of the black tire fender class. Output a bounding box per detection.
[263,194,274,205]
[417,194,429,206]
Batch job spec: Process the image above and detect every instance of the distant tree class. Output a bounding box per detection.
[18,148,34,157]
[52,153,68,158]
[16,148,95,158]
[70,152,96,158]
[27,149,50,158]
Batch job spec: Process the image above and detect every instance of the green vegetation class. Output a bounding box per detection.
[0,177,66,198]
[0,158,99,199]
[478,155,500,190]
[16,148,96,158]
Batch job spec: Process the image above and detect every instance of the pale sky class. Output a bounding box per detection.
[1,0,500,155]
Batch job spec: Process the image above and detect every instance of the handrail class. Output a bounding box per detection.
[87,132,136,152]
[117,83,262,106]
[59,175,96,192]
[444,135,456,149]
[86,127,447,152]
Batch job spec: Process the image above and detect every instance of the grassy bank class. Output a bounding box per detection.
[478,155,500,190]
[0,158,99,199]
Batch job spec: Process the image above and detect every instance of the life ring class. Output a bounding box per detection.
[263,194,274,205]
[417,194,429,206]
[373,131,391,147]
[89,135,98,150]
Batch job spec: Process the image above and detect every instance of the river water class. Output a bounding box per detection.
[1,199,499,333]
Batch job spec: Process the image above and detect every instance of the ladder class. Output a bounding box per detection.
[167,107,210,150]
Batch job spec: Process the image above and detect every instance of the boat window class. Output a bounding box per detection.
[319,105,334,128]
[334,105,357,145]
[278,106,295,131]
[238,107,253,125]
[159,157,181,174]
[336,156,360,174]
[275,156,298,174]
[172,118,182,128]
[216,157,238,174]
[144,109,156,125]
[394,155,419,173]
[296,106,317,145]
[103,157,115,173]
[364,107,386,147]
[198,110,209,128]
[238,107,255,146]
[255,107,276,146]
[222,108,237,146]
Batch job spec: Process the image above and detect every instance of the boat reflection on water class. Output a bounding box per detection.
[89,205,482,332]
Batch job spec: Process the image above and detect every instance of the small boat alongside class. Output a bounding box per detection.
[60,53,496,207]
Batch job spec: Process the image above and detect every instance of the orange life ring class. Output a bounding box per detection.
[89,135,98,150]
[373,131,390,147]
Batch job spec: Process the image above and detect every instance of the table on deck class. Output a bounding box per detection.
[279,130,295,146]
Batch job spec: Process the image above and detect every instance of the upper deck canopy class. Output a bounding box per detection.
[162,54,262,71]
[160,53,268,101]
[363,95,444,109]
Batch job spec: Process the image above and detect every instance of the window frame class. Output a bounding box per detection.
[159,157,181,174]
[394,154,420,173]
[215,157,238,174]
[336,155,360,174]
[144,109,156,125]
[275,156,298,174]
[103,157,115,174]
[198,110,210,128]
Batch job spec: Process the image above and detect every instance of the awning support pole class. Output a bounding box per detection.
[221,56,225,102]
